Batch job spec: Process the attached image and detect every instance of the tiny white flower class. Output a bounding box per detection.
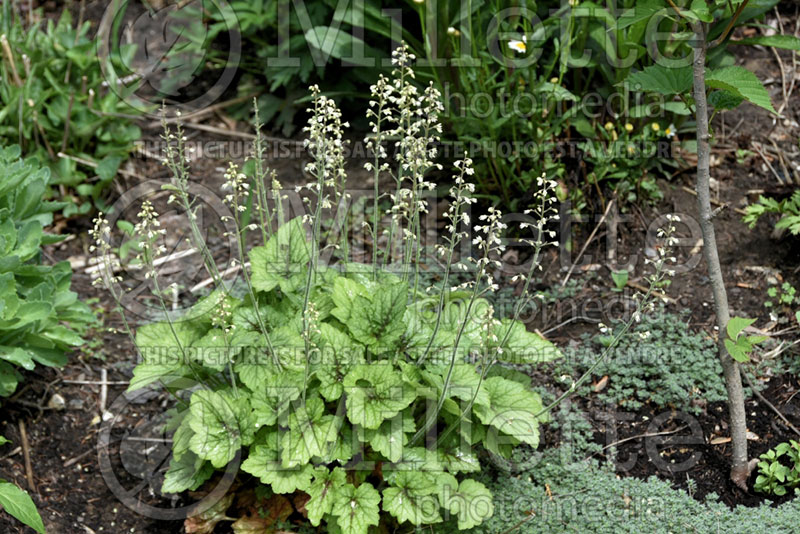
[508,35,527,54]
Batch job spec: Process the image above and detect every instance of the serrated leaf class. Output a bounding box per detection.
[343,364,415,429]
[436,445,481,474]
[332,482,381,534]
[249,217,310,294]
[330,277,370,323]
[492,319,561,363]
[439,478,494,529]
[280,396,339,468]
[708,89,744,110]
[381,471,442,526]
[387,446,444,474]
[241,433,315,494]
[306,467,347,526]
[421,364,490,409]
[315,323,366,401]
[626,64,693,95]
[162,451,214,494]
[732,34,800,51]
[474,377,544,447]
[400,308,455,360]
[706,66,776,114]
[358,413,414,463]
[129,320,206,391]
[347,282,407,352]
[189,389,252,468]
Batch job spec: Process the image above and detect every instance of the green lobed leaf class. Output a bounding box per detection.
[357,412,414,463]
[346,282,407,352]
[492,319,561,363]
[343,364,416,429]
[306,467,347,526]
[241,431,315,494]
[439,478,494,529]
[474,377,545,448]
[381,471,442,526]
[188,389,253,468]
[332,482,381,534]
[280,396,339,468]
[249,217,311,295]
[161,451,214,494]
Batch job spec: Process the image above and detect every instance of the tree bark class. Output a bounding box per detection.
[692,26,750,489]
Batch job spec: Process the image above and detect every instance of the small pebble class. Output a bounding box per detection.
[47,393,66,411]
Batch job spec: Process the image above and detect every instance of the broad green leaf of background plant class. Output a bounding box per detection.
[303,26,382,67]
[732,34,800,51]
[332,482,380,534]
[706,66,776,114]
[306,467,346,526]
[708,89,745,110]
[688,0,714,22]
[625,64,693,95]
[381,471,442,525]
[0,480,45,534]
[249,217,310,294]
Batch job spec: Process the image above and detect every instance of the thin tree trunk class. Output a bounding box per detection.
[692,26,750,489]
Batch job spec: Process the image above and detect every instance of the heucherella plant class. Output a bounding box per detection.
[90,46,669,532]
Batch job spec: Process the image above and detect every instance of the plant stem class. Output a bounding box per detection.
[411,265,485,446]
[692,23,750,489]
